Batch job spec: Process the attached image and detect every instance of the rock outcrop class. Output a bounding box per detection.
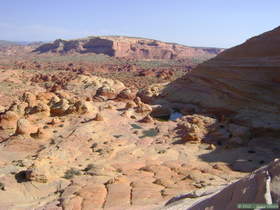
[15,119,36,136]
[178,115,217,144]
[164,159,280,210]
[158,26,280,130]
[0,74,127,133]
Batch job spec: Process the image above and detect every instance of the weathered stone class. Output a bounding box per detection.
[15,118,36,136]
[0,110,19,129]
[125,101,137,109]
[179,115,217,143]
[94,113,104,121]
[50,99,70,116]
[96,85,116,100]
[74,100,95,114]
[22,92,36,107]
[139,115,154,123]
[0,105,5,113]
[118,88,135,100]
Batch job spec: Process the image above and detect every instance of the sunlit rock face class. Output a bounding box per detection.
[161,26,280,129]
[163,159,280,210]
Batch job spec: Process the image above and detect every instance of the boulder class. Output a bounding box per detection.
[179,115,217,143]
[0,110,19,129]
[50,99,70,116]
[15,118,37,136]
[94,113,104,121]
[117,88,135,100]
[27,102,50,117]
[134,97,152,113]
[22,92,37,107]
[96,85,117,100]
[137,83,168,103]
[139,115,154,123]
[74,100,95,114]
[9,101,28,116]
[125,101,137,109]
[150,104,172,118]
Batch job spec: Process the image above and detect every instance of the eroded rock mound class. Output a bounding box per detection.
[66,75,126,101]
[15,119,36,136]
[0,74,126,133]
[178,115,217,143]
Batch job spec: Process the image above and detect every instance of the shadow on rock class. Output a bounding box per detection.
[198,137,280,173]
[15,171,30,183]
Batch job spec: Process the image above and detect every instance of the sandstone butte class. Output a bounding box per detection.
[32,36,223,59]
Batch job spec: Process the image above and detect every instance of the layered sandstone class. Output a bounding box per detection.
[33,36,223,59]
[164,159,280,210]
[153,26,280,129]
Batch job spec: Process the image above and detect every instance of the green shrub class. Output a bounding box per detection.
[63,168,81,179]
[84,164,95,172]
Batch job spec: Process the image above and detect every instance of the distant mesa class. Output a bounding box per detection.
[33,38,115,56]
[32,36,224,59]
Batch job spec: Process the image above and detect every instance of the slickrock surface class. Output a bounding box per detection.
[1,69,276,210]
[143,26,280,130]
[163,159,280,210]
[133,26,280,210]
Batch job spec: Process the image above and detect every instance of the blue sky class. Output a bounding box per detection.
[0,0,279,48]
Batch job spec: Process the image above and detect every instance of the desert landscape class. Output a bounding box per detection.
[0,1,280,210]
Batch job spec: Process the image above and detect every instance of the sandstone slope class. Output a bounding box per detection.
[146,26,280,129]
[2,69,272,210]
[164,159,280,210]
